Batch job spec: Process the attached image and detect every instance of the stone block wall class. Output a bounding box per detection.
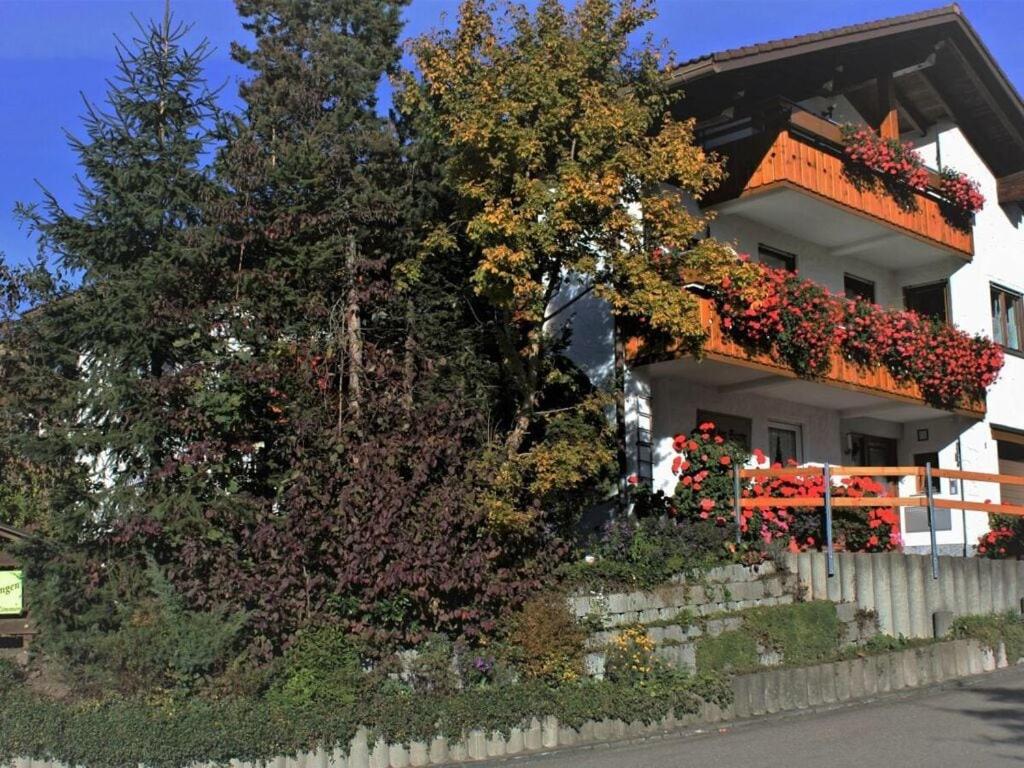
[567,561,798,628]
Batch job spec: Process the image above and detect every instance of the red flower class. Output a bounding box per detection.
[719,455,732,466]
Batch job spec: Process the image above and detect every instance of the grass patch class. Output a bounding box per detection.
[745,601,840,666]
[951,612,1024,662]
[695,630,759,674]
[695,601,841,674]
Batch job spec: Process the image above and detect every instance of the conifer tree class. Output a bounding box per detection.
[3,9,229,676]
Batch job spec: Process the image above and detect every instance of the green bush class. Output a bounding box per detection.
[561,515,734,590]
[0,658,24,692]
[695,601,841,674]
[0,667,730,767]
[264,626,366,710]
[952,612,1024,663]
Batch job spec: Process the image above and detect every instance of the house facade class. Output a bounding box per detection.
[560,5,1024,553]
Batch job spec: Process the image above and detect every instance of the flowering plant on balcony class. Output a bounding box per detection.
[712,261,1004,409]
[840,125,931,193]
[939,167,985,215]
[717,264,840,377]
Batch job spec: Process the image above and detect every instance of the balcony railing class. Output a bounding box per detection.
[625,295,986,418]
[701,107,974,259]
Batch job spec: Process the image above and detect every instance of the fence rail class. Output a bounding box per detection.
[732,462,1024,580]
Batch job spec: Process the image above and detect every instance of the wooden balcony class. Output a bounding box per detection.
[703,109,974,260]
[626,295,986,419]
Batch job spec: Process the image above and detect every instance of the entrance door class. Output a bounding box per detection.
[850,433,897,467]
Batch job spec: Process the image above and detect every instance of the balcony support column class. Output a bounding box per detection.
[876,72,899,140]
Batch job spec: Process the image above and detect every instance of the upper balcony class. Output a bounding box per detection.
[626,294,986,422]
[700,104,974,267]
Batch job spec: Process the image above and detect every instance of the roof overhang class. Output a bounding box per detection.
[666,5,1024,184]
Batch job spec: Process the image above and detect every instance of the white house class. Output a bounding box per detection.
[558,5,1024,554]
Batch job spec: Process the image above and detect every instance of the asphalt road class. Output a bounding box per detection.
[508,666,1024,768]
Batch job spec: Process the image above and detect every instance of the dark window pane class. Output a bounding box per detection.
[757,244,796,272]
[844,274,876,303]
[913,451,941,493]
[696,410,751,450]
[904,282,947,323]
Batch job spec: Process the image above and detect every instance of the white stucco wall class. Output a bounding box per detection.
[555,108,1024,552]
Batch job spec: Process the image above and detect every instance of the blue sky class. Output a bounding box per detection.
[1,0,1021,268]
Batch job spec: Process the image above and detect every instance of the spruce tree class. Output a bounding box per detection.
[4,9,229,681]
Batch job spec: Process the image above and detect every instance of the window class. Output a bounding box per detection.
[757,244,797,272]
[844,274,876,303]
[903,281,948,323]
[913,451,941,493]
[768,422,803,465]
[991,285,1023,352]
[696,410,751,450]
[635,397,653,485]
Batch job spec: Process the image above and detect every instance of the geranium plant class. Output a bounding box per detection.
[668,423,900,556]
[712,261,1004,409]
[976,517,1024,559]
[940,167,985,215]
[841,125,930,193]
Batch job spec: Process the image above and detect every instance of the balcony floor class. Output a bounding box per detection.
[642,355,961,424]
[712,185,966,271]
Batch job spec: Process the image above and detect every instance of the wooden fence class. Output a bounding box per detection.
[732,463,1024,579]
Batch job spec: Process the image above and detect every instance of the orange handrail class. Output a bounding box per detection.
[739,465,1024,485]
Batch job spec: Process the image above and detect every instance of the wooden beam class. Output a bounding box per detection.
[876,72,899,139]
[942,42,1024,153]
[997,171,1024,205]
[919,68,956,121]
[0,617,34,636]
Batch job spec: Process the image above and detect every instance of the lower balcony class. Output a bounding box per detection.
[626,295,986,422]
[701,106,974,269]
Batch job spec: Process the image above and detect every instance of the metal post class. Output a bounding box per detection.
[926,461,939,579]
[957,435,968,558]
[824,462,834,577]
[733,464,742,544]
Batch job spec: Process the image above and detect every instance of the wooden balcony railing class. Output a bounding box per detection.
[625,295,986,418]
[702,109,974,259]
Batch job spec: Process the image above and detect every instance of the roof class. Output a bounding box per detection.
[670,5,965,82]
[666,4,1024,179]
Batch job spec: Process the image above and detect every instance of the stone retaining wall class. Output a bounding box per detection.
[582,600,878,678]
[8,639,1006,768]
[567,561,799,628]
[783,551,1024,638]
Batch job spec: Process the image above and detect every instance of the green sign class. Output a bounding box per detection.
[0,570,23,615]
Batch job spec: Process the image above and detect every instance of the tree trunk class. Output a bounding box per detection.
[504,328,542,459]
[613,317,629,516]
[345,234,363,419]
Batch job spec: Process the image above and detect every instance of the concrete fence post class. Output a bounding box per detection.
[855,554,875,613]
[974,557,991,618]
[933,610,954,639]
[838,552,857,604]
[888,552,911,638]
[872,550,894,635]
[952,556,970,617]
[906,554,928,639]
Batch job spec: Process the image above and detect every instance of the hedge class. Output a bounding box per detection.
[0,667,731,768]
